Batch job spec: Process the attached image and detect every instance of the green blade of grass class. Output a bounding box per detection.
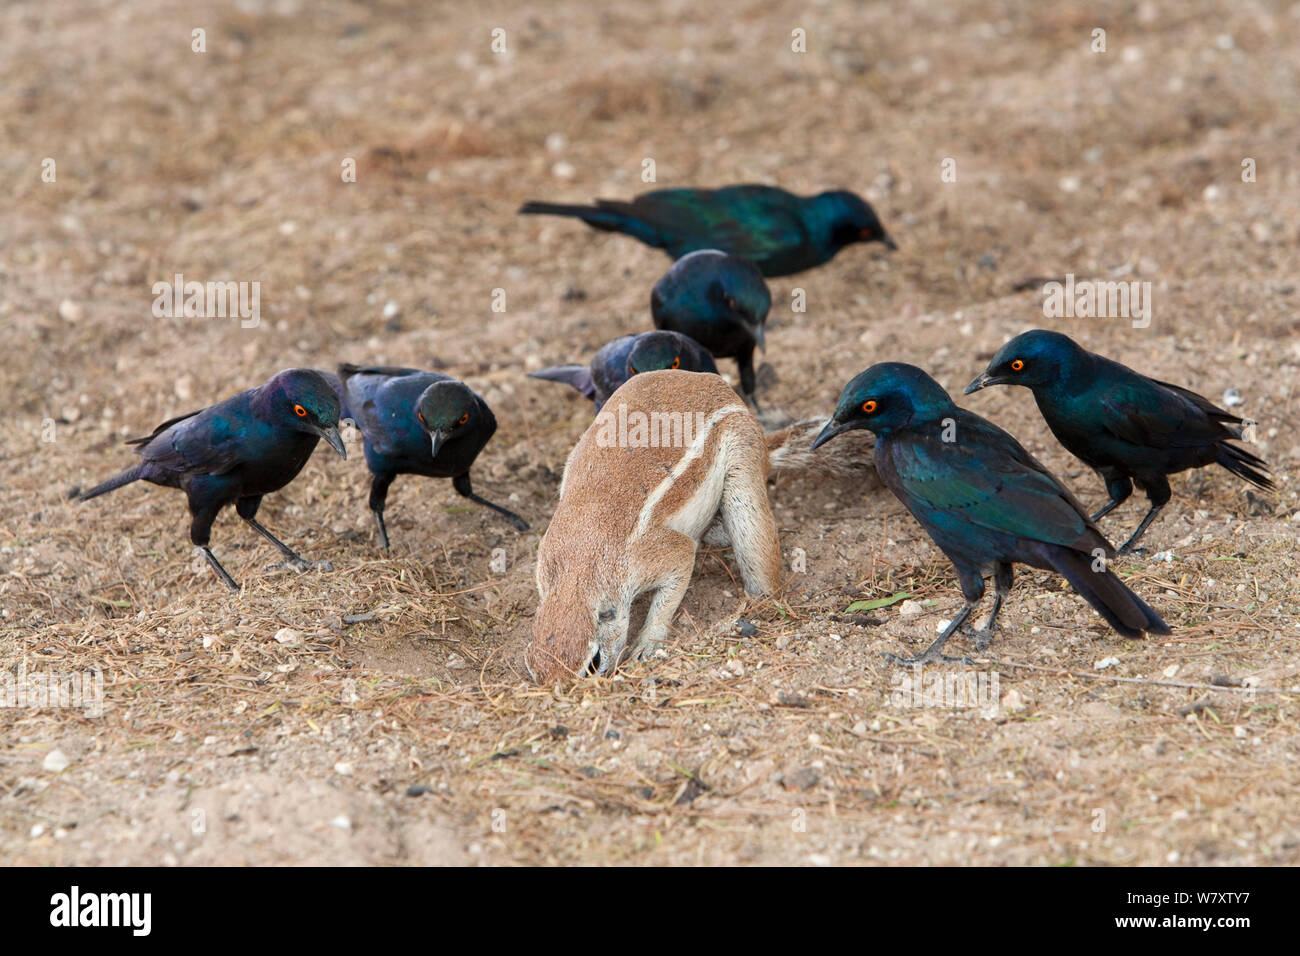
[845,591,913,613]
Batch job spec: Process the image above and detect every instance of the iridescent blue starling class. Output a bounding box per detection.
[966,330,1272,554]
[520,184,895,277]
[530,329,718,412]
[337,364,528,549]
[76,368,346,591]
[651,250,771,408]
[814,362,1170,664]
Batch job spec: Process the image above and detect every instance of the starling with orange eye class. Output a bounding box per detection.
[813,362,1169,664]
[651,250,772,409]
[337,364,528,549]
[73,368,346,591]
[965,330,1272,554]
[530,329,718,413]
[520,184,894,277]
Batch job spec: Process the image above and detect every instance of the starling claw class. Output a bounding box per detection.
[962,625,998,653]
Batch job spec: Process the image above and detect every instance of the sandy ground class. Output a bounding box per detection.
[2,0,1298,865]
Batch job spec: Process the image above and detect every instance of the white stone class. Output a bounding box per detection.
[43,749,70,772]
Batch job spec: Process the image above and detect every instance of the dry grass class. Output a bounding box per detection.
[2,0,1298,865]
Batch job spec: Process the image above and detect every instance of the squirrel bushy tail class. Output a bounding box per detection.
[764,419,873,475]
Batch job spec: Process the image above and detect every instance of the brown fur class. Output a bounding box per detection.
[527,371,783,682]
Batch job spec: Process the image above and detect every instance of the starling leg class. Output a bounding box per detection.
[885,603,977,667]
[961,561,1013,652]
[1090,475,1132,523]
[188,500,239,591]
[1118,480,1170,555]
[373,511,391,551]
[1118,503,1165,555]
[368,473,396,550]
[1090,498,1122,522]
[736,351,760,412]
[236,497,332,573]
[452,473,529,531]
[197,546,240,592]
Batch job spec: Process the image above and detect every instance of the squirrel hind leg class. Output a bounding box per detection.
[720,447,783,595]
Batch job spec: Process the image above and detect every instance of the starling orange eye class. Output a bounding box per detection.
[862,399,877,414]
[294,404,307,417]
[671,357,680,369]
[1011,359,1024,371]
[458,412,469,425]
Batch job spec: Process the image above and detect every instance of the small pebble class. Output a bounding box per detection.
[781,767,820,791]
[43,749,70,772]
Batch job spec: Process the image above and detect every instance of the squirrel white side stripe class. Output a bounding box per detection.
[527,370,871,682]
[635,402,749,539]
